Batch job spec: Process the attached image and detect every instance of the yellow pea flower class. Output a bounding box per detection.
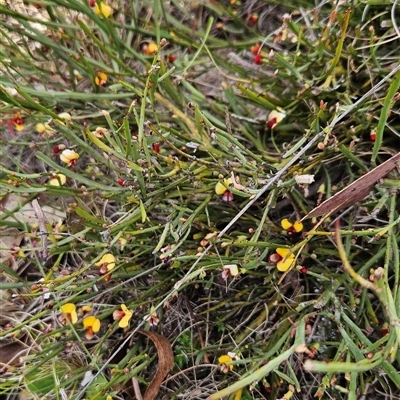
[79,305,92,316]
[95,253,115,271]
[281,218,303,233]
[113,304,133,328]
[83,316,101,340]
[94,71,108,86]
[218,354,233,373]
[57,112,72,124]
[94,2,112,18]
[60,149,79,166]
[215,177,233,195]
[35,122,54,135]
[48,174,67,186]
[143,42,158,55]
[60,303,78,324]
[276,248,295,272]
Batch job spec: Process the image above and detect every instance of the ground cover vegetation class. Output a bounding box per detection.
[1,0,400,399]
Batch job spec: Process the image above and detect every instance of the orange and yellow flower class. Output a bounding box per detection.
[94,71,108,86]
[218,354,234,373]
[79,305,92,316]
[215,177,234,201]
[143,42,158,55]
[83,316,101,340]
[60,303,78,324]
[113,304,133,328]
[11,112,24,131]
[275,248,295,272]
[215,177,233,195]
[95,253,116,275]
[281,218,303,234]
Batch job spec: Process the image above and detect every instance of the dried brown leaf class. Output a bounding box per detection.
[108,329,174,400]
[138,330,174,400]
[303,152,400,219]
[0,341,29,366]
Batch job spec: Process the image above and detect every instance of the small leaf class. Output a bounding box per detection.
[139,199,147,223]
